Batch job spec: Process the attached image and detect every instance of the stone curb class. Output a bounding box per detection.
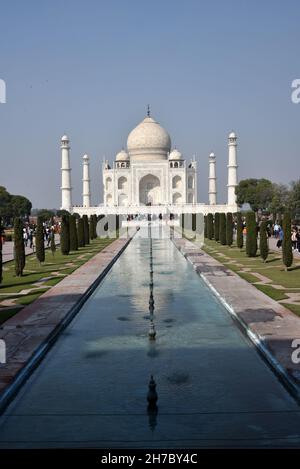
[0,235,134,414]
[172,237,300,404]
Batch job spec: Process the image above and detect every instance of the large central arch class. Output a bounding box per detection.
[139,174,161,205]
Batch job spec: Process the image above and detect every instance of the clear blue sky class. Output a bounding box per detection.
[0,0,299,208]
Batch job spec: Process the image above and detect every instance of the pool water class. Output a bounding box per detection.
[0,230,299,447]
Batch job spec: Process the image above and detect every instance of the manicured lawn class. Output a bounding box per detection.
[0,237,114,324]
[284,303,300,317]
[201,238,300,319]
[203,239,300,286]
[254,284,289,301]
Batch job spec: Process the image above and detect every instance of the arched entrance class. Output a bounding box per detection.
[172,192,182,204]
[139,174,161,205]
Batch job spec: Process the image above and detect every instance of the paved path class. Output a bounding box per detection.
[2,235,60,263]
[173,237,300,396]
[268,237,300,258]
[0,236,132,404]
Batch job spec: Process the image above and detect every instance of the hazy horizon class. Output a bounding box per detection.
[1,0,300,208]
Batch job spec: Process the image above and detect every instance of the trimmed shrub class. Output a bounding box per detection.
[214,213,220,242]
[204,215,207,238]
[50,229,56,257]
[282,211,293,271]
[77,218,85,247]
[219,213,226,245]
[69,214,78,251]
[14,217,25,276]
[94,214,98,238]
[36,216,45,264]
[60,214,70,255]
[246,211,257,257]
[207,213,214,240]
[89,216,94,240]
[83,215,90,245]
[226,212,233,246]
[259,221,269,262]
[236,212,243,249]
[0,217,2,284]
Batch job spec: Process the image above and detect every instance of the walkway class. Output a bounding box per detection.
[2,235,60,264]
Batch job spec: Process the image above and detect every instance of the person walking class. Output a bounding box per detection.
[277,227,284,248]
[292,228,298,251]
[274,223,279,239]
[23,228,28,247]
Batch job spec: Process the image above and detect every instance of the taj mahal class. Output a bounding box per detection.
[60,109,239,216]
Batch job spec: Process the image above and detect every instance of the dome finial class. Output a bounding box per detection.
[147,104,150,117]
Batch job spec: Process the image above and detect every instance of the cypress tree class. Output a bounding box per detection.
[36,216,45,264]
[204,215,207,238]
[14,217,25,276]
[259,221,269,262]
[246,211,257,257]
[77,218,85,248]
[50,228,56,257]
[282,211,293,271]
[236,212,244,249]
[89,216,94,240]
[90,215,97,240]
[69,214,78,251]
[226,212,233,246]
[219,213,226,245]
[214,213,220,242]
[83,215,90,245]
[60,214,70,255]
[181,213,185,230]
[93,214,98,238]
[207,213,214,240]
[0,217,3,284]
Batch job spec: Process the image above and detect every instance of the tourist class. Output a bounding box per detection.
[292,228,298,251]
[274,222,280,238]
[297,230,300,253]
[276,227,284,248]
[28,229,33,250]
[23,228,28,247]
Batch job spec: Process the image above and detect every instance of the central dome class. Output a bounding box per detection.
[127,116,171,161]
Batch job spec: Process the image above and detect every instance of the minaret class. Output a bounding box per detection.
[61,135,72,211]
[82,154,91,208]
[227,131,238,206]
[208,152,217,205]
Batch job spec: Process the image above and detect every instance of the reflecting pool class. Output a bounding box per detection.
[0,229,300,447]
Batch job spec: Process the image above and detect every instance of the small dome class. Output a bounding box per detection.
[116,149,129,161]
[61,134,69,141]
[209,152,215,158]
[82,153,89,160]
[127,116,171,161]
[229,131,236,138]
[169,148,182,160]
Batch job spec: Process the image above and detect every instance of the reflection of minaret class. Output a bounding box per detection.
[82,154,91,208]
[61,135,72,211]
[208,152,217,205]
[227,131,238,206]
